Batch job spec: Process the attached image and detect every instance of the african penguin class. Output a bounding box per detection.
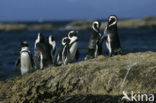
[85,21,102,60]
[68,30,79,62]
[48,35,56,65]
[100,15,122,56]
[35,33,52,69]
[34,33,41,70]
[56,37,71,65]
[15,41,33,75]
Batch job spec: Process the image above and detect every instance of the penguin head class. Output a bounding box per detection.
[49,35,55,42]
[92,21,101,32]
[68,30,78,38]
[37,33,45,43]
[62,37,70,46]
[108,15,117,27]
[21,41,29,48]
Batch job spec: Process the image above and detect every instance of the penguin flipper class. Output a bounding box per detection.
[15,57,20,72]
[99,27,108,44]
[99,35,107,45]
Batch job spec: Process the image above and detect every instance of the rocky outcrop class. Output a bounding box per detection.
[1,17,156,32]
[0,23,55,32]
[117,17,156,28]
[0,52,156,103]
[65,17,156,30]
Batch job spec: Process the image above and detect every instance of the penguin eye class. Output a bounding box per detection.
[67,39,70,43]
[69,34,72,38]
[63,39,66,43]
[69,33,74,38]
[94,24,98,29]
[109,18,115,25]
[51,37,54,41]
[112,18,115,22]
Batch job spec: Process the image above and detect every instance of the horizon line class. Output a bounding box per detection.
[0,16,155,23]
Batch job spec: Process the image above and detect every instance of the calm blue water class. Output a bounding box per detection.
[0,25,156,81]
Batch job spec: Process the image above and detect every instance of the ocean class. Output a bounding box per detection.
[0,21,156,81]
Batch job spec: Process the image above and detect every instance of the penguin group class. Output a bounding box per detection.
[15,15,122,75]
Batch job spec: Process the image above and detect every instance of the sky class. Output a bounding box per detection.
[0,0,156,22]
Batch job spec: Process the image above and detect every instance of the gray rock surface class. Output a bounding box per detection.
[0,52,156,103]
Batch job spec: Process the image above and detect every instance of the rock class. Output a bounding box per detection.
[0,23,56,32]
[66,16,156,30]
[29,24,56,30]
[0,52,156,103]
[118,17,156,28]
[64,20,93,30]
[0,23,27,32]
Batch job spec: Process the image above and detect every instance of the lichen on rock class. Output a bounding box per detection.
[0,52,156,103]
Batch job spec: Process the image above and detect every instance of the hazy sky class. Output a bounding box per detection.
[0,0,156,21]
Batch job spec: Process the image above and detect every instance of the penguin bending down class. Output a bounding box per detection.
[48,35,56,65]
[15,41,33,75]
[99,15,122,56]
[68,30,79,62]
[85,21,102,60]
[56,37,71,65]
[35,33,52,69]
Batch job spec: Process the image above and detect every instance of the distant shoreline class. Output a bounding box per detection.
[0,16,156,32]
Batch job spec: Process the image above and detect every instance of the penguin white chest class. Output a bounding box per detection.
[20,52,32,75]
[106,35,111,53]
[69,42,78,61]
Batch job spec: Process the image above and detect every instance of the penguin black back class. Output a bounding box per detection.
[85,21,102,60]
[35,33,52,69]
[104,15,122,56]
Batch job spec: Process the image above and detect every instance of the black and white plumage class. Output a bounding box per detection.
[68,30,79,62]
[85,21,102,60]
[48,35,56,64]
[34,33,41,70]
[15,41,33,75]
[56,37,71,65]
[34,33,52,69]
[100,15,122,56]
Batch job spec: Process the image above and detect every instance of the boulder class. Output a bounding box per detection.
[0,52,156,103]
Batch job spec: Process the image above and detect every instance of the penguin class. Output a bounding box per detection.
[68,30,79,62]
[48,35,56,65]
[99,15,122,56]
[15,41,33,75]
[35,33,52,69]
[85,21,102,60]
[34,33,41,70]
[56,37,71,65]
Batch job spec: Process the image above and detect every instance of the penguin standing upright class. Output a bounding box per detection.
[48,35,56,65]
[85,21,102,60]
[35,33,52,69]
[15,41,33,75]
[56,37,71,65]
[34,33,41,70]
[68,30,79,62]
[100,15,122,56]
